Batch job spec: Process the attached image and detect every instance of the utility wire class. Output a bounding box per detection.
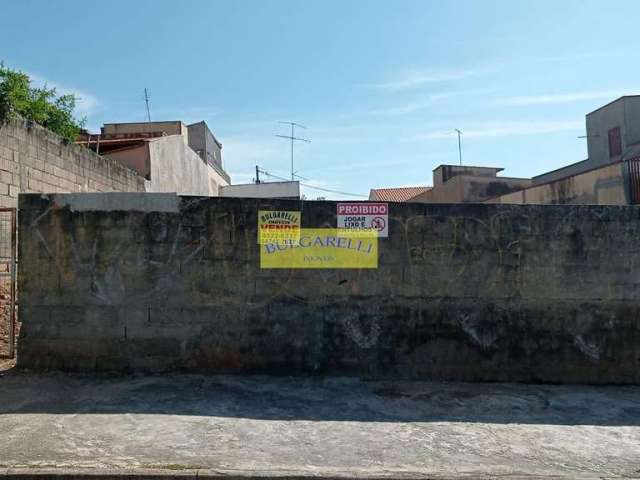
[258,168,367,198]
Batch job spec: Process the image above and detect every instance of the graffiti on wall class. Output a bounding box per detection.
[20,196,637,375]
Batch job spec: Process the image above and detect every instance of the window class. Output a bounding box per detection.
[608,127,622,158]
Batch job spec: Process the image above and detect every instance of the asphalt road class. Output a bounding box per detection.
[1,373,640,478]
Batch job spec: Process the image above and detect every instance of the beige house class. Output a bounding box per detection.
[78,121,230,196]
[369,165,529,204]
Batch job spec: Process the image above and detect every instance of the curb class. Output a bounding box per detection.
[1,467,625,480]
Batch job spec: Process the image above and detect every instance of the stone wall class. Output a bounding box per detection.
[0,117,145,207]
[17,193,640,384]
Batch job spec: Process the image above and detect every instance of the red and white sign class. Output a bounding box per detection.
[337,202,388,237]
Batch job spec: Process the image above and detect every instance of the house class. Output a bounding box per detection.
[488,96,640,205]
[369,186,430,202]
[416,165,531,203]
[77,120,230,196]
[369,165,529,203]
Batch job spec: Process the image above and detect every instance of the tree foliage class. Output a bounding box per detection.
[0,63,85,141]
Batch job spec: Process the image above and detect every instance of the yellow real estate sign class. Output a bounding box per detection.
[260,228,378,269]
[257,210,301,245]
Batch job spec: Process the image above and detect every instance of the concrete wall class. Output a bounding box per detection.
[145,135,229,196]
[433,165,503,186]
[220,181,300,199]
[488,162,627,205]
[187,121,223,171]
[186,122,229,185]
[587,98,626,167]
[532,158,592,185]
[416,175,531,203]
[625,96,640,147]
[103,143,150,179]
[584,97,640,167]
[17,193,640,384]
[0,117,144,207]
[102,121,187,140]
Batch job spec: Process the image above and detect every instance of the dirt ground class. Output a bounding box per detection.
[0,278,17,371]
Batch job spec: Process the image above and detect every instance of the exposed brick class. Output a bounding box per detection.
[0,117,145,200]
[27,178,42,192]
[0,170,12,185]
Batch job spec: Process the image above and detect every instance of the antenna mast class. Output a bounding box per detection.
[276,122,310,180]
[144,88,151,122]
[454,128,463,166]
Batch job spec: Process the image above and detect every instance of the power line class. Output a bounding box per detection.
[256,167,367,198]
[275,122,310,180]
[299,182,367,198]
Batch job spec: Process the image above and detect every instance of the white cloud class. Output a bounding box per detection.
[500,90,635,106]
[369,89,490,116]
[27,72,99,118]
[368,68,481,92]
[407,120,583,141]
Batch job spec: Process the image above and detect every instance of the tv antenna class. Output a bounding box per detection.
[276,121,310,180]
[453,128,463,166]
[144,88,151,122]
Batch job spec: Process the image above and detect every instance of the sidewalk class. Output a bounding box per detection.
[1,372,640,479]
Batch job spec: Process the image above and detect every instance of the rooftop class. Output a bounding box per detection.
[369,186,430,202]
[586,95,640,116]
[433,164,504,173]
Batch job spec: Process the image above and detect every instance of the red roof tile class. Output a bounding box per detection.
[369,186,430,202]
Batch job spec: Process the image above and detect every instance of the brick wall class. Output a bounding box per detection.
[0,117,145,207]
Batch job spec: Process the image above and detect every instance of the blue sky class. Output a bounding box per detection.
[2,0,639,198]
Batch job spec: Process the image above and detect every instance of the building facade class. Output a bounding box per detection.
[489,96,640,205]
[220,181,300,199]
[186,121,224,175]
[369,166,529,204]
[78,120,230,196]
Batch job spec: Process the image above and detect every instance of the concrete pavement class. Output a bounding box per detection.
[1,373,640,478]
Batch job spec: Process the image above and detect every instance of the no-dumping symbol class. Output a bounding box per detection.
[371,216,386,232]
[336,202,389,238]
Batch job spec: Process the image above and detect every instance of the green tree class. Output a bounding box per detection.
[0,63,85,141]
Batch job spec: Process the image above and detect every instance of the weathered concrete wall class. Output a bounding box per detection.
[0,117,145,208]
[17,193,640,383]
[488,161,626,205]
[102,121,188,139]
[186,121,226,182]
[145,135,229,196]
[416,175,531,203]
[220,181,300,199]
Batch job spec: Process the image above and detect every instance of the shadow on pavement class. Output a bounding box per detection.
[1,372,640,426]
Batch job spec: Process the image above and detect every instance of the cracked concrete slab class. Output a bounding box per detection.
[1,373,640,479]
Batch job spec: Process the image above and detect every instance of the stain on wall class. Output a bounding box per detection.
[488,162,627,205]
[17,193,640,383]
